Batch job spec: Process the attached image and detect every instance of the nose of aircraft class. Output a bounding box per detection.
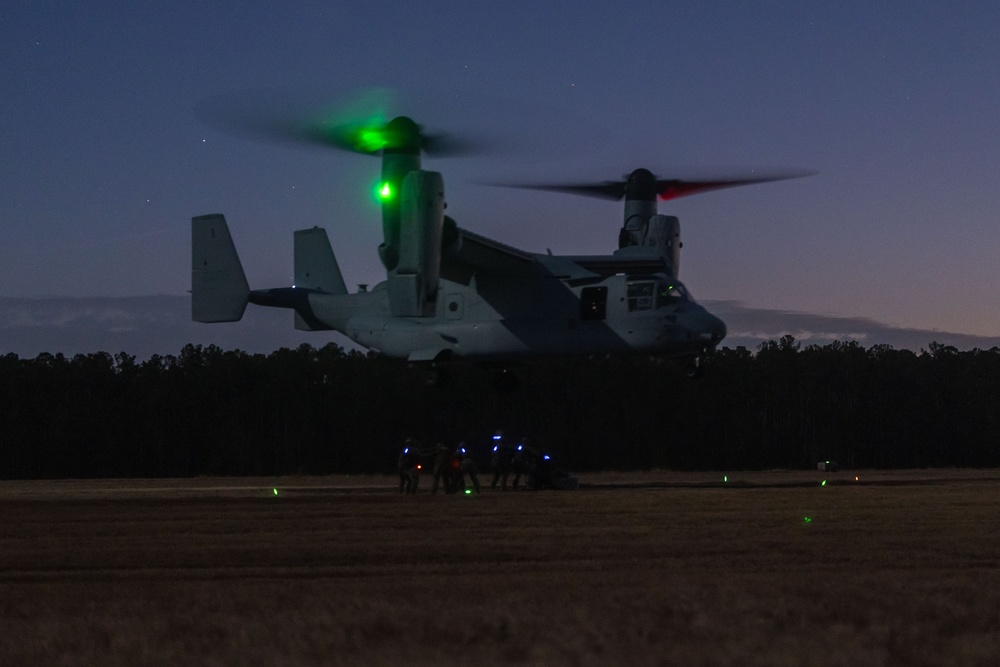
[691,308,727,346]
[708,311,726,343]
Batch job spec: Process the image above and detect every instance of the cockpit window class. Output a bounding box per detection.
[627,282,655,311]
[628,279,689,312]
[656,282,686,308]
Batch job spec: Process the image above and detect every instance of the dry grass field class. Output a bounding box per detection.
[2,469,1000,666]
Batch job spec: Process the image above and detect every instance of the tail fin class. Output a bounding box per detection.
[191,214,250,322]
[294,227,347,295]
[293,226,347,331]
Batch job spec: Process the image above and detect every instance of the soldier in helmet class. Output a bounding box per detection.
[489,430,515,490]
[454,442,481,493]
[431,441,454,494]
[533,452,555,489]
[511,438,540,490]
[397,438,421,494]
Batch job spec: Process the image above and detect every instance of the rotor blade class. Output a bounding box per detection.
[484,169,815,201]
[194,88,481,157]
[491,182,628,200]
[654,172,815,201]
[421,132,490,156]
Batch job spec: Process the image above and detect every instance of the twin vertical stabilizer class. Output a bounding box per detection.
[294,227,347,295]
[192,215,349,330]
[293,226,346,331]
[191,214,250,322]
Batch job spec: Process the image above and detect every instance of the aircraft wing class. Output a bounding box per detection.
[441,227,537,284]
[441,228,672,284]
[566,255,668,276]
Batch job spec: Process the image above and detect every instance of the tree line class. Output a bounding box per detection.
[1,336,998,479]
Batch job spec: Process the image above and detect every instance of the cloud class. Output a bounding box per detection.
[1,296,997,360]
[0,296,331,360]
[705,300,1000,352]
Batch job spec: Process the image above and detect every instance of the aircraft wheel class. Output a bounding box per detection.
[685,357,704,379]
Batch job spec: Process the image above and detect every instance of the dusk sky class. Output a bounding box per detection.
[3,1,999,354]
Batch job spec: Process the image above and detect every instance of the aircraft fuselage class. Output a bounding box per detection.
[283,269,725,363]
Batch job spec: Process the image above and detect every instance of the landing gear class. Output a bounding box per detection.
[685,355,705,379]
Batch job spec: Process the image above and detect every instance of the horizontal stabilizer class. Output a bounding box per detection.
[191,214,250,322]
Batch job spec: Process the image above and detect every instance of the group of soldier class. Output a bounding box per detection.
[396,438,481,495]
[397,431,563,495]
[487,432,547,491]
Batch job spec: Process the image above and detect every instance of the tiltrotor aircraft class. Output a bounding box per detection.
[192,113,803,380]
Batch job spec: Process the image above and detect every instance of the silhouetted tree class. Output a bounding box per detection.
[2,338,1000,479]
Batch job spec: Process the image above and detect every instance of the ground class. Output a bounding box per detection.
[2,469,1000,666]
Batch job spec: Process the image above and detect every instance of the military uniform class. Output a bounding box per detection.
[431,442,453,494]
[397,440,420,494]
[490,435,515,490]
[455,443,481,493]
[511,441,539,490]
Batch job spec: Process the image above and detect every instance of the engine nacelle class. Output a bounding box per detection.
[645,215,681,277]
[388,170,444,317]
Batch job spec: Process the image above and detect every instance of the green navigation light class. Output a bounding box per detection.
[375,181,394,202]
[357,126,388,152]
[273,488,279,496]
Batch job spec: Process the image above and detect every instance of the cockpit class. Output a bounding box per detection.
[626,278,690,312]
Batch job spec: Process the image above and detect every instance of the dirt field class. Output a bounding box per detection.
[2,469,1000,666]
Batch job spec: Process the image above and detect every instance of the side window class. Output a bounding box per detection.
[627,282,654,312]
[580,286,608,321]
